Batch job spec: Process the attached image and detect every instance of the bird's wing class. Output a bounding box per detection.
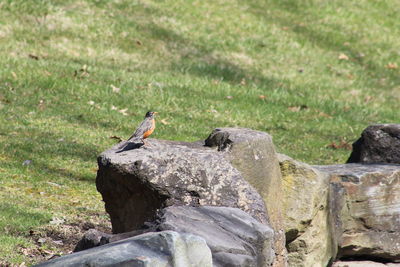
[128,118,151,141]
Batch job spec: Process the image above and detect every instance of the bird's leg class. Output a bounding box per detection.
[142,138,149,148]
[142,138,153,148]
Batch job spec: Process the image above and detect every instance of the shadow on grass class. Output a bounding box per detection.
[0,202,51,234]
[146,23,281,88]
[3,126,101,183]
[244,0,400,91]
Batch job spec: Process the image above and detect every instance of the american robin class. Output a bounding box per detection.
[128,111,158,145]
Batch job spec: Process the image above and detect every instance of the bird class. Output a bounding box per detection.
[128,111,158,145]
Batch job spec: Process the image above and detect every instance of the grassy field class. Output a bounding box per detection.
[0,0,399,264]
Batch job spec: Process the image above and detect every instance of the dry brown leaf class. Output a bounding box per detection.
[386,63,398,69]
[288,105,308,112]
[338,53,349,60]
[160,119,170,125]
[11,71,17,79]
[119,108,128,116]
[109,135,122,142]
[318,112,332,118]
[364,95,373,103]
[29,54,39,60]
[259,95,266,99]
[327,140,352,150]
[288,106,301,112]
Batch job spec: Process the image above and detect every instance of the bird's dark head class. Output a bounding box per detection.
[145,111,158,118]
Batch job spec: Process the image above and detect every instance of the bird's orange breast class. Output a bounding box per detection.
[143,119,155,139]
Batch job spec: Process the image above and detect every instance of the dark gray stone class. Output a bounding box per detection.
[73,229,111,252]
[155,205,275,267]
[332,260,400,266]
[74,206,275,267]
[36,231,212,267]
[347,124,400,164]
[96,137,268,234]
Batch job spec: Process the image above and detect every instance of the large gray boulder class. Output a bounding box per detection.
[315,163,400,261]
[96,127,287,266]
[347,124,400,164]
[205,128,286,267]
[278,154,334,267]
[36,230,212,267]
[97,138,268,234]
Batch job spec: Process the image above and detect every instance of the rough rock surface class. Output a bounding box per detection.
[97,137,268,234]
[347,124,400,164]
[278,154,334,267]
[72,206,276,267]
[73,229,111,252]
[332,261,400,267]
[36,231,212,267]
[156,206,275,267]
[315,163,400,261]
[205,128,286,266]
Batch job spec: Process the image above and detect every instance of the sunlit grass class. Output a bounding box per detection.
[0,0,399,264]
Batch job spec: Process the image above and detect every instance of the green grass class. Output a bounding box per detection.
[0,0,399,264]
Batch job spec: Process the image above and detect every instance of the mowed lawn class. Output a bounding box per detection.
[0,0,399,264]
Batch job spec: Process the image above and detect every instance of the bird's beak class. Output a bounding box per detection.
[154,112,159,115]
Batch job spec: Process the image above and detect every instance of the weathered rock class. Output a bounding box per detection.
[36,231,212,267]
[97,137,268,234]
[315,163,400,262]
[278,154,334,267]
[333,261,400,267]
[205,128,286,266]
[73,229,112,252]
[155,205,275,267]
[74,228,155,252]
[347,124,400,164]
[72,206,275,266]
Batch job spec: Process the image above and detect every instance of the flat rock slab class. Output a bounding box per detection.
[315,163,400,261]
[156,206,275,267]
[72,206,275,267]
[35,231,212,267]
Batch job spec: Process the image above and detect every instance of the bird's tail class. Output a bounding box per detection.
[127,136,143,143]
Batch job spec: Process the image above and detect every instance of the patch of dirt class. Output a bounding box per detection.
[21,212,111,265]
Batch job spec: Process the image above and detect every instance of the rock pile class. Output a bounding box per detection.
[35,124,400,267]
